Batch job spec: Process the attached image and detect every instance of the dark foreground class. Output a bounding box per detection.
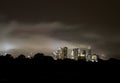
[0,53,120,82]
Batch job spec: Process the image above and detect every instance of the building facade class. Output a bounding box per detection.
[52,47,98,62]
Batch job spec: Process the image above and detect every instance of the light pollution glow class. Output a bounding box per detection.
[0,22,109,59]
[0,36,89,57]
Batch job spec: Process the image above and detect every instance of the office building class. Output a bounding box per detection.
[78,50,86,59]
[91,54,98,62]
[63,47,68,59]
[86,48,92,62]
[52,46,99,62]
[70,48,79,60]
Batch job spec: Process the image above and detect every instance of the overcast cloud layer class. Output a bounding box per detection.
[0,0,120,59]
[0,21,119,59]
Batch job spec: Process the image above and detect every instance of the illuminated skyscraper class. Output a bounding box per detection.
[86,47,92,62]
[70,48,79,60]
[91,54,98,62]
[52,46,99,62]
[78,50,86,59]
[53,48,62,60]
[57,47,63,59]
[53,47,68,60]
[70,49,74,59]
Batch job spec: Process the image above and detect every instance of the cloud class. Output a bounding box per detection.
[0,21,120,59]
[51,24,120,58]
[0,21,89,57]
[0,21,62,38]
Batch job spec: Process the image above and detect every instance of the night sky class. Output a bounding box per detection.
[0,0,120,59]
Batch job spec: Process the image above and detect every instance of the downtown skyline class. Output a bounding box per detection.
[0,0,120,59]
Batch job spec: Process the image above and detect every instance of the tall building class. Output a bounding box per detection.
[53,48,63,60]
[91,54,98,62]
[52,46,99,62]
[62,47,68,59]
[70,48,79,60]
[78,50,86,59]
[86,47,92,62]
[70,49,74,59]
[52,47,68,60]
[57,47,63,59]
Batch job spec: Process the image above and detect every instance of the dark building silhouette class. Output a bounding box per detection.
[63,47,68,58]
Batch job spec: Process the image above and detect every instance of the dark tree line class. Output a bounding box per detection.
[0,53,119,82]
[0,53,120,64]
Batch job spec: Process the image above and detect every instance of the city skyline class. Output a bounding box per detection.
[0,0,120,59]
[52,46,99,62]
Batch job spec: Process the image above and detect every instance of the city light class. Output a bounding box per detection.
[52,46,98,62]
[2,43,16,51]
[0,43,16,56]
